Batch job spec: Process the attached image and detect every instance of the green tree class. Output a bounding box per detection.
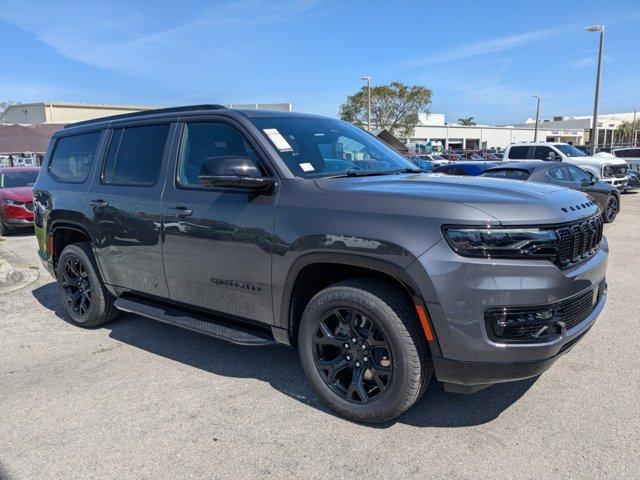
[615,121,633,143]
[458,117,476,126]
[339,81,432,138]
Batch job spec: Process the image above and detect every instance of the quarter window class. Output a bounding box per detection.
[102,124,170,185]
[49,132,102,183]
[177,122,263,187]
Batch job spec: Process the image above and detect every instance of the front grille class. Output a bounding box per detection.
[485,280,606,342]
[604,164,628,177]
[555,215,603,268]
[24,201,34,212]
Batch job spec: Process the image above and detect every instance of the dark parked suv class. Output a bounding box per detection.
[34,105,608,423]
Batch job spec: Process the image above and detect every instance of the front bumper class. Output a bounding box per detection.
[600,176,628,189]
[1,204,34,225]
[407,236,608,387]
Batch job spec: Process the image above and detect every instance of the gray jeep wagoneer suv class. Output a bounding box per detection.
[34,105,608,423]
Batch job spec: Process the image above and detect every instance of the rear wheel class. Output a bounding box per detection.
[298,278,432,423]
[602,195,619,223]
[56,242,119,327]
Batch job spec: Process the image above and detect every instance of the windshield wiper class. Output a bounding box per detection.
[329,167,423,179]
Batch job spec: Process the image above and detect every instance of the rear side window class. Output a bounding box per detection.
[49,132,102,183]
[102,124,170,186]
[507,146,530,159]
[483,169,530,180]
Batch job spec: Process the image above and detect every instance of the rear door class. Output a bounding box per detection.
[160,117,277,323]
[86,120,176,297]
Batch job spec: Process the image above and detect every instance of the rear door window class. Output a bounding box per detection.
[484,169,530,180]
[547,166,571,182]
[49,132,102,183]
[102,124,170,186]
[507,146,530,159]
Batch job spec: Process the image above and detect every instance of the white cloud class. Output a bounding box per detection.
[403,25,578,68]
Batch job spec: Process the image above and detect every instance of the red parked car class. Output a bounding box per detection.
[0,167,40,235]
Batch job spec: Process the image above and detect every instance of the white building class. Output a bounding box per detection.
[408,111,635,151]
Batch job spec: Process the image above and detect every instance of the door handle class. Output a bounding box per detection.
[89,199,109,208]
[167,206,193,218]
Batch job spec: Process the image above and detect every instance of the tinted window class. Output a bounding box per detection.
[508,146,530,159]
[102,125,170,185]
[547,166,570,182]
[532,146,555,161]
[483,169,530,180]
[250,116,414,178]
[178,122,263,186]
[49,132,101,183]
[566,165,591,184]
[1,170,39,188]
[614,148,640,158]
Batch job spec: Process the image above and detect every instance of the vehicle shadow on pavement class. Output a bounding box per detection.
[32,281,536,429]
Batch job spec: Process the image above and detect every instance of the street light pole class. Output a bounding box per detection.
[533,95,541,142]
[585,25,605,155]
[631,107,637,146]
[361,75,371,131]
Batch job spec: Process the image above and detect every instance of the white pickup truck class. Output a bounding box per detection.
[503,142,629,189]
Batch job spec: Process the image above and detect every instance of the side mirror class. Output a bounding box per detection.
[197,156,275,190]
[546,152,558,161]
[587,172,598,185]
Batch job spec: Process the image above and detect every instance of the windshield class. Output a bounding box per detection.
[1,170,39,188]
[250,116,416,178]
[555,144,587,157]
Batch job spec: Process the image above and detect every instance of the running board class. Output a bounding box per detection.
[114,296,276,346]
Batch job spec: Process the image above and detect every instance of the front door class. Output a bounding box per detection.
[161,119,277,324]
[86,121,174,297]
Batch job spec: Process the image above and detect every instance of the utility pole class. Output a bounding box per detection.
[585,25,605,155]
[361,75,371,131]
[533,96,541,142]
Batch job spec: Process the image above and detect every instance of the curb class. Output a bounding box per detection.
[0,256,40,295]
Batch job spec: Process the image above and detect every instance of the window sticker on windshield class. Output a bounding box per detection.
[263,128,293,152]
[299,162,315,172]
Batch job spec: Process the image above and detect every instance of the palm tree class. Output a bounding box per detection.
[615,121,633,144]
[458,117,476,126]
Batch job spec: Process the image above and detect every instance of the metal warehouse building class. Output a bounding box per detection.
[0,102,152,125]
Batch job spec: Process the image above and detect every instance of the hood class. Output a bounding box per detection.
[315,173,600,225]
[576,155,627,165]
[0,186,34,202]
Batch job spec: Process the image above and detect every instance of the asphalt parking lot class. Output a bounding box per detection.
[1,193,639,480]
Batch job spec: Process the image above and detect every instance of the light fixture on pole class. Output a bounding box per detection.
[631,107,637,146]
[360,75,372,131]
[585,24,605,155]
[533,96,541,142]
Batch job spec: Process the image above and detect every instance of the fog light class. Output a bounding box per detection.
[486,307,560,343]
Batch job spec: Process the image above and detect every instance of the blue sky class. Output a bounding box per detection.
[1,0,638,124]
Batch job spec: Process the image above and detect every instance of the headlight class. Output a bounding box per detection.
[0,199,24,206]
[443,226,558,259]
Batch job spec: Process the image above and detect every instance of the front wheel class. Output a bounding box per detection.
[602,195,619,223]
[298,278,432,423]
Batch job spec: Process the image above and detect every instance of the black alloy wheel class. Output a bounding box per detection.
[603,195,619,223]
[60,256,93,317]
[313,307,392,404]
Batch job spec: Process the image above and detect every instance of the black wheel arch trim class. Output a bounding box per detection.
[278,252,442,355]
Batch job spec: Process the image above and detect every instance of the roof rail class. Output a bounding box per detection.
[65,104,226,128]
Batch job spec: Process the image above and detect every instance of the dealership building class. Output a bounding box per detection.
[408,111,636,151]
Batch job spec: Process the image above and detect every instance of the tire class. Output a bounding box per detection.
[298,278,432,423]
[0,212,12,236]
[602,195,619,223]
[56,242,119,327]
